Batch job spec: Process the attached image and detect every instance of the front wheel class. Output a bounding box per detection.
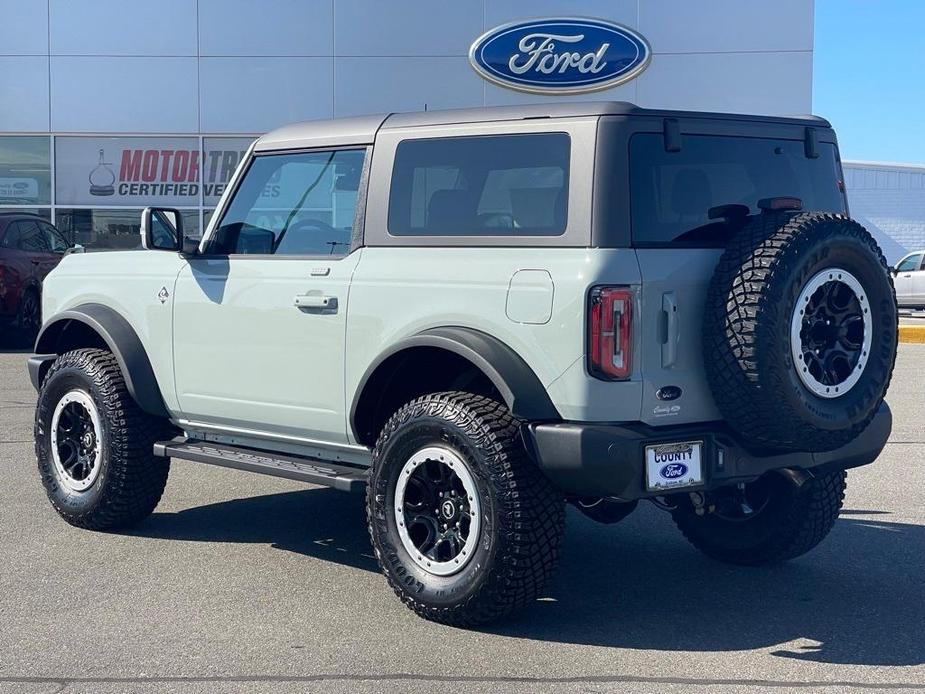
[671,469,846,566]
[367,392,565,626]
[35,348,170,529]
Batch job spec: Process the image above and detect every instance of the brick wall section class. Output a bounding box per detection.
[843,162,925,263]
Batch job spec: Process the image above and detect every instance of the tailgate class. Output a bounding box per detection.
[635,248,722,426]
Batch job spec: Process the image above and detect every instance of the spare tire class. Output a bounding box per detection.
[705,211,897,452]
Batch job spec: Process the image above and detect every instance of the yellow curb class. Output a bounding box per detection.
[899,325,925,344]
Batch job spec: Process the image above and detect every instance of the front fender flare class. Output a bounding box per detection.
[350,326,560,440]
[33,303,169,418]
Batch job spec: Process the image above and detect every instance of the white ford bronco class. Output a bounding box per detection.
[29,102,898,626]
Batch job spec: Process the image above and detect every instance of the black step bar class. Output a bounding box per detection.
[153,438,368,492]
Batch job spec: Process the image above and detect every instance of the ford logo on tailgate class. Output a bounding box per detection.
[469,18,651,94]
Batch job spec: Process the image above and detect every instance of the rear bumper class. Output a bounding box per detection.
[524,402,892,500]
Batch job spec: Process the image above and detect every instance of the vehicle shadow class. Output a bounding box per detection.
[131,487,925,666]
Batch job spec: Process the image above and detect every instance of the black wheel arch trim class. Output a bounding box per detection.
[349,326,561,441]
[31,303,169,418]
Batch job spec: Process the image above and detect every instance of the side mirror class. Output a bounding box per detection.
[141,207,183,251]
[889,266,898,276]
[237,227,275,254]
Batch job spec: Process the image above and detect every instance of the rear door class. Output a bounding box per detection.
[628,127,848,426]
[0,221,29,320]
[893,253,924,306]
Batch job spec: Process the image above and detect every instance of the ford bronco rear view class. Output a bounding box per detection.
[28,102,898,625]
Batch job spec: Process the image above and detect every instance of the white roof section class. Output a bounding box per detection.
[843,160,925,172]
[254,102,831,152]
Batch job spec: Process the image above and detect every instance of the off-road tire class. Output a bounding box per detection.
[35,348,170,529]
[367,391,565,626]
[705,212,897,452]
[672,470,847,566]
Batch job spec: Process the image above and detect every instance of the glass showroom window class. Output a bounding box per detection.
[0,136,52,218]
[48,136,255,249]
[55,209,201,251]
[55,136,200,249]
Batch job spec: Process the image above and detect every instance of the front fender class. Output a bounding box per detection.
[33,303,169,418]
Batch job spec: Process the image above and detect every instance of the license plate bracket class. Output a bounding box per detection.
[645,440,704,491]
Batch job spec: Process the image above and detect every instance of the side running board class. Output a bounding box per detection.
[153,438,368,492]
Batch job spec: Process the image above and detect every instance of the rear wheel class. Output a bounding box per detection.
[367,391,565,626]
[671,470,846,565]
[16,288,40,346]
[35,348,170,529]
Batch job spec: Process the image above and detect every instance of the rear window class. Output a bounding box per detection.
[388,133,570,237]
[630,134,847,246]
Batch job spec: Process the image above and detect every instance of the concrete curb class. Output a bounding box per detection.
[899,326,925,344]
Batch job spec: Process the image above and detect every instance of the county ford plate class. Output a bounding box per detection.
[645,441,703,491]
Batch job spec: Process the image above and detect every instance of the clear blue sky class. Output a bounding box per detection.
[814,0,925,164]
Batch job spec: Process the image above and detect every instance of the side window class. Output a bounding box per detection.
[15,220,51,253]
[896,254,923,272]
[388,133,570,237]
[40,222,69,252]
[210,148,366,257]
[0,222,22,249]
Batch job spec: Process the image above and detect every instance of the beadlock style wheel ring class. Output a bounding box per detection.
[50,389,103,492]
[394,446,481,577]
[790,267,872,399]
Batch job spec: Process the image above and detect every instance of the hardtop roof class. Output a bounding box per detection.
[254,101,832,151]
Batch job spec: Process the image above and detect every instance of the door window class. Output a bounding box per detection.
[209,149,367,257]
[4,220,51,252]
[896,254,923,272]
[39,222,69,252]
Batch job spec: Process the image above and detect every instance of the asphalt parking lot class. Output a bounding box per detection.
[1,346,924,694]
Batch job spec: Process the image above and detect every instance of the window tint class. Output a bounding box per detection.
[0,222,21,249]
[388,133,570,237]
[629,134,847,246]
[39,222,69,252]
[896,254,923,272]
[210,149,366,256]
[8,220,52,252]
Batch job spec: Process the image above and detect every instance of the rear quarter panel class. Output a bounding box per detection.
[346,247,643,432]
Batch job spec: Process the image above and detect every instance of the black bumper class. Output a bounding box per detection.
[524,402,892,500]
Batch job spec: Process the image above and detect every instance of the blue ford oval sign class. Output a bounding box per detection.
[660,463,689,480]
[469,17,651,95]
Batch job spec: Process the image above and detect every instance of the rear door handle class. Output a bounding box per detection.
[661,291,679,368]
[293,293,337,311]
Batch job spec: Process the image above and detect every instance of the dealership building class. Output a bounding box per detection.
[0,0,920,259]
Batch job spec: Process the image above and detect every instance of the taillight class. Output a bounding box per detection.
[589,287,633,380]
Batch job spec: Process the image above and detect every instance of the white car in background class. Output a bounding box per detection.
[893,251,925,309]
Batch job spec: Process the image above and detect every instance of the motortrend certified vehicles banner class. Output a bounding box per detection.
[55,136,253,207]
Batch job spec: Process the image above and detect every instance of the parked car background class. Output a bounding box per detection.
[0,213,70,345]
[893,251,925,309]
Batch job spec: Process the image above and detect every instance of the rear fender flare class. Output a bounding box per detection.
[350,326,560,442]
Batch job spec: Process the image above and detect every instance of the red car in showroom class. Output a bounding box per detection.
[0,213,70,345]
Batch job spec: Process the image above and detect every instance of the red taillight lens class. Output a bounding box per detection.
[589,287,633,380]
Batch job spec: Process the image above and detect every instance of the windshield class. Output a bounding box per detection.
[629,134,847,246]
